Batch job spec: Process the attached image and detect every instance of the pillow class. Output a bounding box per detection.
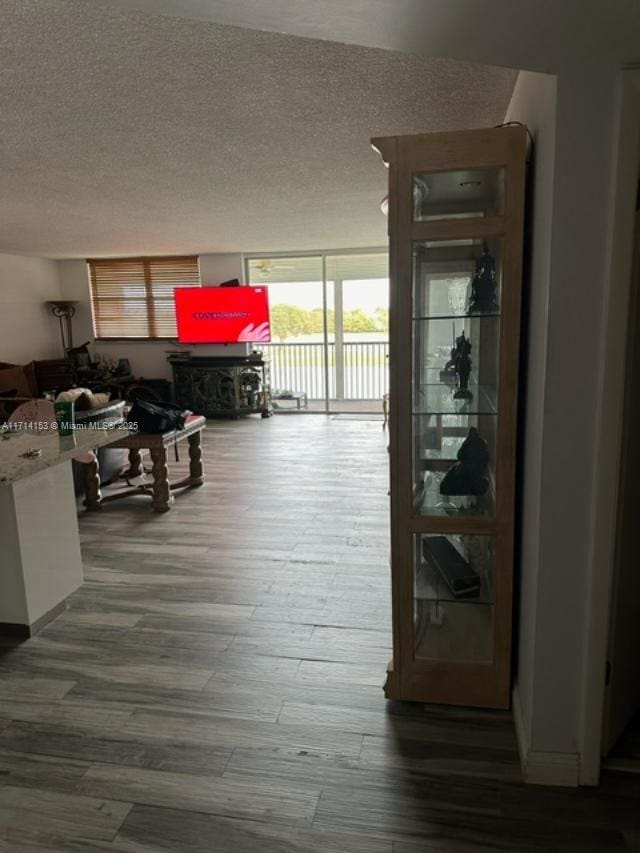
[90,392,110,409]
[75,392,93,411]
[56,388,87,405]
[56,388,111,410]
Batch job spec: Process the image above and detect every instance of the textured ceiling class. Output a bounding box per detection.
[0,0,517,259]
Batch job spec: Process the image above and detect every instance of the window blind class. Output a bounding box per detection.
[88,256,200,339]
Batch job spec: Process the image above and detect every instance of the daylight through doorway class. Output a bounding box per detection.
[246,251,389,414]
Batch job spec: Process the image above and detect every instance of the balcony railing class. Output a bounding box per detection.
[262,341,389,400]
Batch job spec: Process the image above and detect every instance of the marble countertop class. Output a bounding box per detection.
[0,425,123,484]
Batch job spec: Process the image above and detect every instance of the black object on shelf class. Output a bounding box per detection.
[440,427,490,496]
[468,241,499,314]
[422,536,481,598]
[440,323,458,385]
[453,331,473,400]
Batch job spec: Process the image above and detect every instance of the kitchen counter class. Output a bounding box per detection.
[0,423,125,637]
[0,425,120,484]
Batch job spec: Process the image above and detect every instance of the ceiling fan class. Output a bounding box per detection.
[252,259,296,280]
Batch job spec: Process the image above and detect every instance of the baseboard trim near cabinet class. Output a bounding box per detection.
[0,599,67,639]
[512,685,580,787]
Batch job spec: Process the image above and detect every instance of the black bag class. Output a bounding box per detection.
[127,400,188,434]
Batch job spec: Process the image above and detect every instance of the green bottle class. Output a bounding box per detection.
[54,401,75,437]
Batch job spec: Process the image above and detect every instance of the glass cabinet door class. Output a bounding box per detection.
[412,237,502,519]
[414,533,496,663]
[410,176,505,669]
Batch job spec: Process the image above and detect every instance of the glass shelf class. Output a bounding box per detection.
[415,601,494,663]
[413,469,495,518]
[416,419,485,459]
[413,237,503,319]
[413,310,501,418]
[415,554,494,605]
[413,413,497,518]
[413,532,496,663]
[413,312,501,321]
[413,384,498,416]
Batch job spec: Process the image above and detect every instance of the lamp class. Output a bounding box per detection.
[46,300,78,356]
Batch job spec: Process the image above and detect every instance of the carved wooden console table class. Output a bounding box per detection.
[83,414,206,513]
[168,355,272,419]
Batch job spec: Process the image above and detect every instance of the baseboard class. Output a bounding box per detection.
[512,684,529,774]
[512,685,580,787]
[0,599,67,639]
[603,757,640,775]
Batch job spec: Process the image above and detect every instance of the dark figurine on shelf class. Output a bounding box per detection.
[453,331,473,400]
[468,241,499,314]
[439,323,458,384]
[440,427,490,496]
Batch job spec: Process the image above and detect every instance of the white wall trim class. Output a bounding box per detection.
[523,751,581,788]
[513,686,580,787]
[512,685,529,777]
[578,66,640,787]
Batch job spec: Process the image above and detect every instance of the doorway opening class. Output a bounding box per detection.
[245,250,389,414]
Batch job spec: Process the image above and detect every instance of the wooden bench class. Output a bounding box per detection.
[83,414,206,513]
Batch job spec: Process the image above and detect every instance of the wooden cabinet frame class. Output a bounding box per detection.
[372,126,527,708]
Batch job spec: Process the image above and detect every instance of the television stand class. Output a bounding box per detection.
[168,355,273,419]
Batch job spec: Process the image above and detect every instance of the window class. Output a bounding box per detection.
[88,256,200,339]
[245,252,389,343]
[245,250,389,407]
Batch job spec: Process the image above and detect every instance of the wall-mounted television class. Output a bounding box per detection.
[175,286,271,344]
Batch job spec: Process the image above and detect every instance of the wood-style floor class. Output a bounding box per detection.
[0,416,638,851]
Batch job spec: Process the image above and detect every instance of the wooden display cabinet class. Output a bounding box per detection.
[372,126,527,708]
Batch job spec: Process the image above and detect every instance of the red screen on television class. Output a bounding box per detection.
[174,286,271,344]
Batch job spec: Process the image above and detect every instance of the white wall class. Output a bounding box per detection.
[0,253,62,363]
[535,65,619,760]
[504,63,626,784]
[57,253,247,381]
[574,70,640,785]
[505,70,557,751]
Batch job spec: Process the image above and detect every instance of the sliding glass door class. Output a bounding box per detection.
[246,250,388,413]
[326,254,389,411]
